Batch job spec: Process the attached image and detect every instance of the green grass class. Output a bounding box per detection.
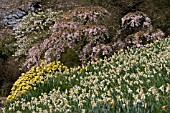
[5,37,170,113]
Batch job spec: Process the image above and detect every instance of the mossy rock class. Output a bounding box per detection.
[60,48,81,68]
[0,83,13,97]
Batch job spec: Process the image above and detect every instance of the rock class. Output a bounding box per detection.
[0,0,42,29]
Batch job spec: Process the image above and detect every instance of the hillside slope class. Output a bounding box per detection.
[5,37,170,113]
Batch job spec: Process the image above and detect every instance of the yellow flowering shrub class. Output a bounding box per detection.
[7,61,67,101]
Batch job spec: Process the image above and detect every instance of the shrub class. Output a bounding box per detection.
[64,6,111,25]
[120,11,152,36]
[122,11,151,28]
[0,83,13,97]
[0,28,21,98]
[24,24,109,68]
[125,29,165,47]
[13,8,63,60]
[23,8,166,69]
[117,11,165,48]
[60,48,81,68]
[0,28,15,58]
[0,57,21,97]
[23,6,111,69]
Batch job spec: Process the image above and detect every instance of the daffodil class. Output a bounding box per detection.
[7,61,68,101]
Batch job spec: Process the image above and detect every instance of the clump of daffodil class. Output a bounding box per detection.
[5,37,170,113]
[7,60,68,101]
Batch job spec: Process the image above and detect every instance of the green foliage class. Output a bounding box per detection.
[60,48,81,68]
[0,57,21,97]
[0,28,15,59]
[0,83,13,97]
[0,29,21,99]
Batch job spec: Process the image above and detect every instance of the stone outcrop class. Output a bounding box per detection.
[0,0,42,28]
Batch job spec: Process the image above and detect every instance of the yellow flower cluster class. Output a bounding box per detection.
[7,61,68,101]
